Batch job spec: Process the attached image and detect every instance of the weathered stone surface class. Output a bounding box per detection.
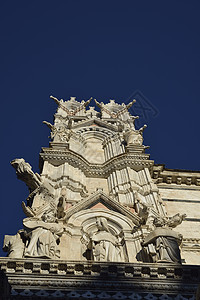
[1,95,200,298]
[0,258,199,299]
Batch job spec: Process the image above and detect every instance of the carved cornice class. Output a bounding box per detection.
[0,258,199,298]
[2,258,199,279]
[152,164,200,186]
[181,238,200,252]
[40,148,153,177]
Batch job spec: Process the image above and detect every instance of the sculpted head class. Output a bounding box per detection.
[96,217,109,232]
[11,158,32,173]
[41,209,57,223]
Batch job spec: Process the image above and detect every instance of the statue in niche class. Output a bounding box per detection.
[3,230,26,258]
[11,158,41,192]
[23,208,63,259]
[142,217,185,264]
[89,217,122,262]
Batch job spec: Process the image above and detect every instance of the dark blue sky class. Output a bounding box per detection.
[1,1,200,256]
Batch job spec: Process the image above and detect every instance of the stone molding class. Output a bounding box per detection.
[41,174,88,197]
[2,258,199,280]
[0,258,199,298]
[181,238,200,252]
[183,238,200,244]
[152,165,200,186]
[9,290,197,299]
[40,148,153,177]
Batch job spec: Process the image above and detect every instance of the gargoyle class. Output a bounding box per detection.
[11,158,42,192]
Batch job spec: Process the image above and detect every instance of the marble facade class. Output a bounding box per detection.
[1,95,200,299]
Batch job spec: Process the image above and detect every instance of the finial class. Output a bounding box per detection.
[50,95,60,105]
[126,99,136,110]
[139,124,147,134]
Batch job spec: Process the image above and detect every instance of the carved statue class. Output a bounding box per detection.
[167,213,187,228]
[57,197,66,219]
[11,158,41,192]
[54,125,72,142]
[90,217,122,262]
[123,124,147,147]
[3,230,26,258]
[23,208,63,259]
[134,192,152,223]
[142,218,183,264]
[43,121,72,142]
[120,116,139,131]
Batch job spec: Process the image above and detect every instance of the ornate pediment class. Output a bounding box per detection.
[64,190,141,225]
[72,117,119,133]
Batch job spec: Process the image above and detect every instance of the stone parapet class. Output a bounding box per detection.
[0,258,199,299]
[152,165,200,186]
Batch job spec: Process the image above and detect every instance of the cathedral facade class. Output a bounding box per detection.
[1,96,200,299]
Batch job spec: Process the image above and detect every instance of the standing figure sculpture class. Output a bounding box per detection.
[90,217,122,262]
[142,218,183,264]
